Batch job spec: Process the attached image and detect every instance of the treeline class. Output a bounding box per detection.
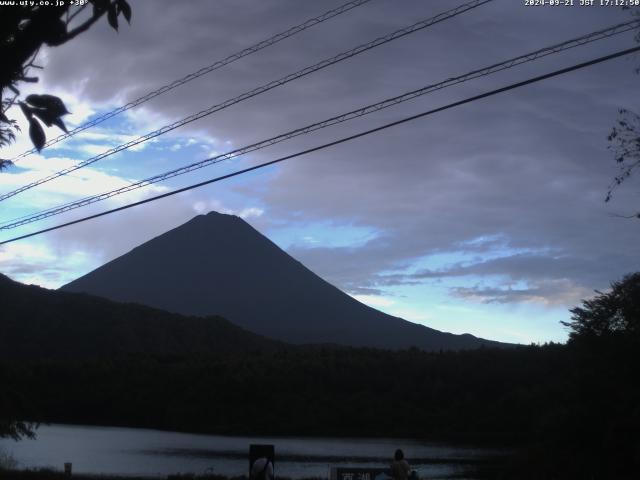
[0,273,280,363]
[2,337,639,477]
[2,273,640,478]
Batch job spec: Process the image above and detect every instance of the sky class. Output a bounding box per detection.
[1,0,639,344]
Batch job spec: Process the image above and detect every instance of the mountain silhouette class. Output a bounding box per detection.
[62,212,506,350]
[0,272,279,361]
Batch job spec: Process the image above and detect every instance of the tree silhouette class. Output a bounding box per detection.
[0,0,132,170]
[606,7,640,217]
[607,106,640,219]
[0,420,36,442]
[562,272,640,341]
[0,0,131,440]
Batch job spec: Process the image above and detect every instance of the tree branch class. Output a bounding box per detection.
[51,2,113,46]
[67,4,88,26]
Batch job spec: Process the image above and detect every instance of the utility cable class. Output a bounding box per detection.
[1,19,638,230]
[2,45,638,246]
[7,0,374,162]
[0,0,492,202]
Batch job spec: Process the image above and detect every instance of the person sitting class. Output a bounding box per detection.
[390,449,410,480]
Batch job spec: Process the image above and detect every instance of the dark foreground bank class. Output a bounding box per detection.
[2,335,640,478]
[0,471,250,480]
[0,470,503,480]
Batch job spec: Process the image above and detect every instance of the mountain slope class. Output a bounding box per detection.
[62,212,506,350]
[0,273,280,361]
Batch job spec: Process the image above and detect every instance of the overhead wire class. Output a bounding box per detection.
[2,44,638,245]
[1,19,638,230]
[7,0,374,162]
[0,0,493,203]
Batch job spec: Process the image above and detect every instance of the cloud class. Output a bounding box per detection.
[0,153,169,211]
[238,207,264,219]
[1,0,638,339]
[450,279,592,306]
[400,253,629,286]
[351,294,395,308]
[387,307,431,323]
[0,242,85,288]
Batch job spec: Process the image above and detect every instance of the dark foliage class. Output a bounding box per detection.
[607,109,640,218]
[562,272,640,341]
[0,346,556,440]
[0,273,281,362]
[2,272,640,477]
[0,2,134,429]
[0,272,279,440]
[0,420,35,442]
[0,0,131,166]
[606,7,640,217]
[0,470,242,480]
[1,339,639,478]
[0,469,170,480]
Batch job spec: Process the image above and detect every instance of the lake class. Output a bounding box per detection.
[0,424,503,479]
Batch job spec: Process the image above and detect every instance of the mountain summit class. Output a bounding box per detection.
[62,212,504,350]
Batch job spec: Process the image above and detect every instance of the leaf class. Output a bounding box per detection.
[117,0,132,23]
[28,117,46,151]
[31,104,68,133]
[107,3,118,31]
[31,109,55,127]
[18,102,33,119]
[25,94,70,117]
[51,117,68,133]
[0,112,9,124]
[0,159,14,171]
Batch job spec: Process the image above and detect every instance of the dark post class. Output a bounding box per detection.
[64,463,72,477]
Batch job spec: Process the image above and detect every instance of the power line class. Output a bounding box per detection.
[2,19,638,231]
[2,45,638,246]
[8,0,374,162]
[0,0,493,203]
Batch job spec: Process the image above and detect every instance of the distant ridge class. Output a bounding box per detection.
[62,212,508,351]
[0,272,280,361]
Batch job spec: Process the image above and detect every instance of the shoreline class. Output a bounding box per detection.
[0,469,504,480]
[7,422,520,450]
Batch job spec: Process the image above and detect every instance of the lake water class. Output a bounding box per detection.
[0,424,502,479]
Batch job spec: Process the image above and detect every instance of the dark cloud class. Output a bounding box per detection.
[12,0,640,313]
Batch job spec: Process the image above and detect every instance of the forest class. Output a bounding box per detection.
[1,337,637,478]
[2,274,639,479]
